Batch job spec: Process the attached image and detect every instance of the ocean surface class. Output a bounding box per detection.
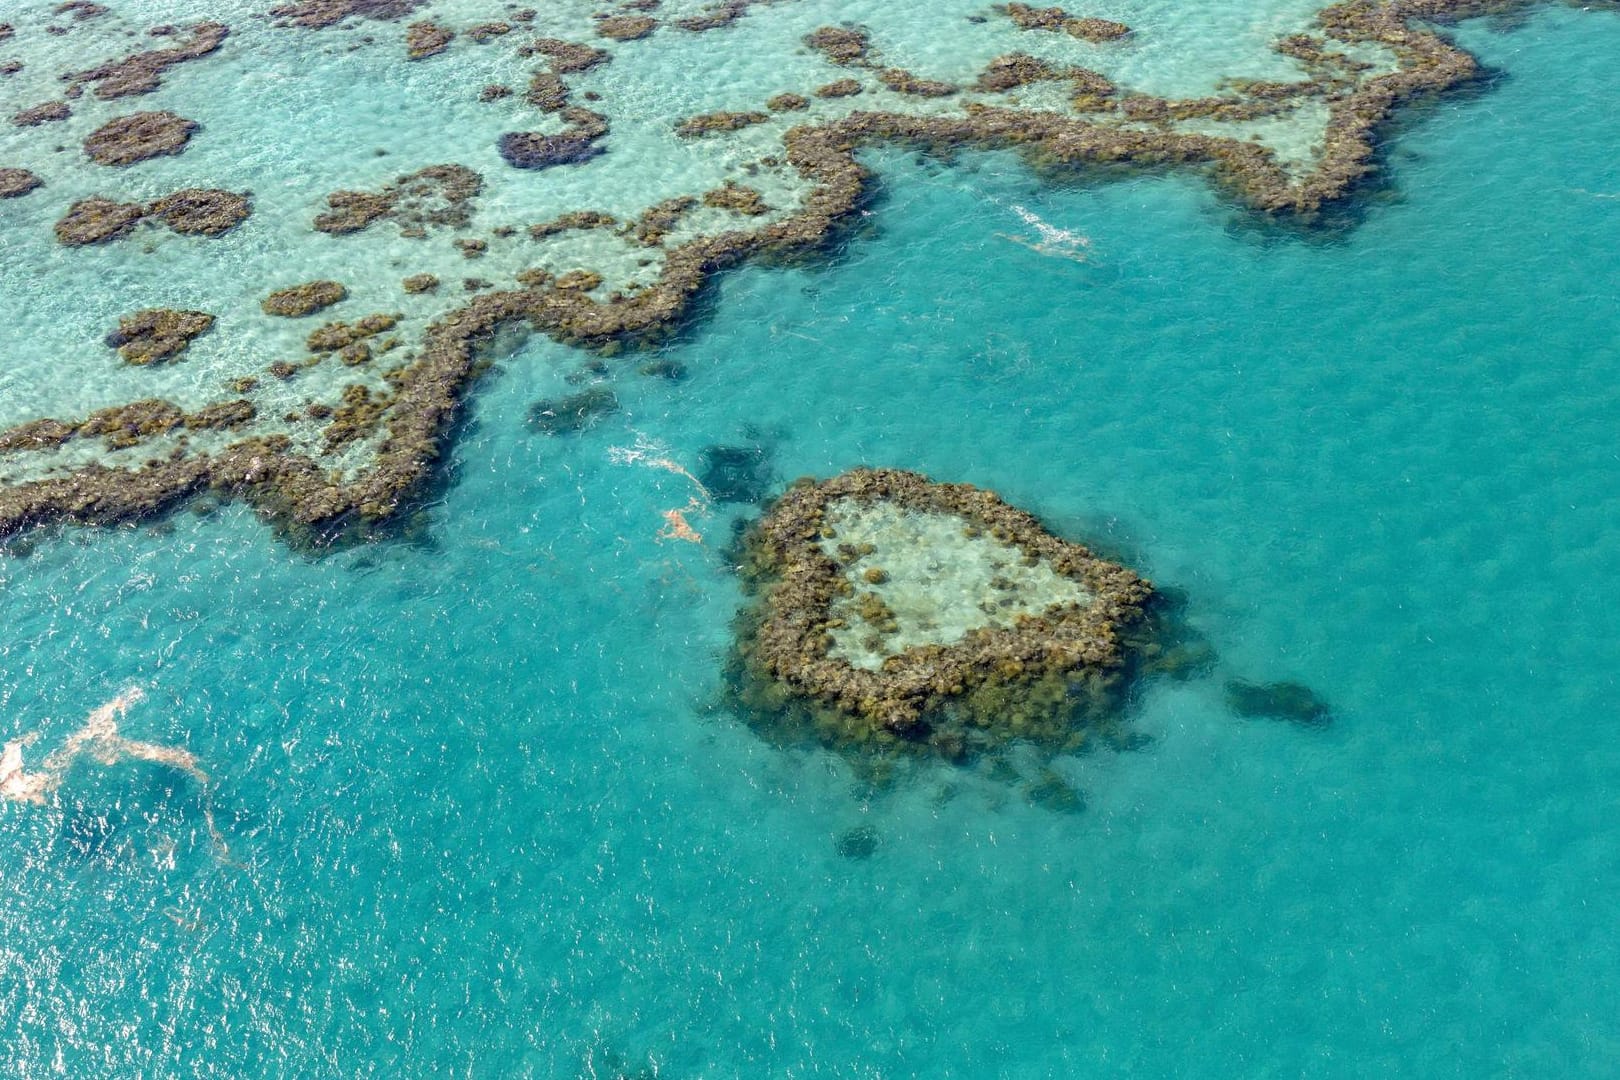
[3,2,1620,1076]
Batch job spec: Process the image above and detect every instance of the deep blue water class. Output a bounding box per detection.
[4,7,1620,1077]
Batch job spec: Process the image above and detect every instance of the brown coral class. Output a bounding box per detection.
[732,468,1154,742]
[105,309,215,365]
[517,37,609,73]
[314,164,481,235]
[65,21,228,100]
[0,168,42,198]
[702,181,768,215]
[262,280,347,317]
[54,197,146,244]
[674,110,769,137]
[877,69,956,97]
[83,111,198,166]
[148,189,251,236]
[0,0,1554,549]
[805,26,870,65]
[13,101,71,126]
[1002,4,1131,41]
[814,78,863,98]
[404,20,451,58]
[267,0,422,30]
[595,14,656,41]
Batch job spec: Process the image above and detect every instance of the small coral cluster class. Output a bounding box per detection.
[54,189,251,245]
[82,110,197,166]
[314,164,480,235]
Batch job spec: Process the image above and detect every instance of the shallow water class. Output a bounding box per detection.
[4,2,1620,1077]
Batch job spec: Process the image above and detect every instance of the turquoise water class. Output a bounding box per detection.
[5,5,1620,1077]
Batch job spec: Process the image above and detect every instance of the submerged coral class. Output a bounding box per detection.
[0,167,42,198]
[404,20,452,58]
[106,308,215,364]
[527,386,619,434]
[54,189,250,245]
[1225,679,1333,726]
[268,0,422,30]
[64,21,228,99]
[0,0,1584,548]
[13,100,71,126]
[83,110,198,166]
[53,196,148,244]
[595,14,657,41]
[314,164,481,234]
[262,280,347,317]
[1001,4,1131,41]
[147,188,251,235]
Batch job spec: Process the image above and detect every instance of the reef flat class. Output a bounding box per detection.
[0,0,1605,543]
[729,468,1156,760]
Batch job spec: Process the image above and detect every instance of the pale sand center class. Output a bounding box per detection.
[818,499,1092,671]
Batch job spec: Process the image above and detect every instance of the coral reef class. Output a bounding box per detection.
[53,196,147,244]
[404,19,452,58]
[323,383,390,450]
[55,189,250,244]
[675,110,768,137]
[65,21,228,99]
[595,14,657,41]
[105,308,215,365]
[13,101,71,126]
[148,188,251,236]
[976,53,1066,92]
[267,0,422,30]
[627,195,696,243]
[56,1,110,18]
[305,312,398,352]
[0,168,42,198]
[498,130,602,169]
[672,1,758,32]
[262,280,347,317]
[702,181,768,215]
[814,78,863,98]
[529,210,617,238]
[517,37,609,73]
[83,110,198,166]
[0,0,1576,549]
[500,106,608,169]
[730,468,1153,753]
[314,164,480,234]
[525,71,568,110]
[401,273,438,293]
[1001,4,1132,41]
[878,69,957,98]
[805,26,870,65]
